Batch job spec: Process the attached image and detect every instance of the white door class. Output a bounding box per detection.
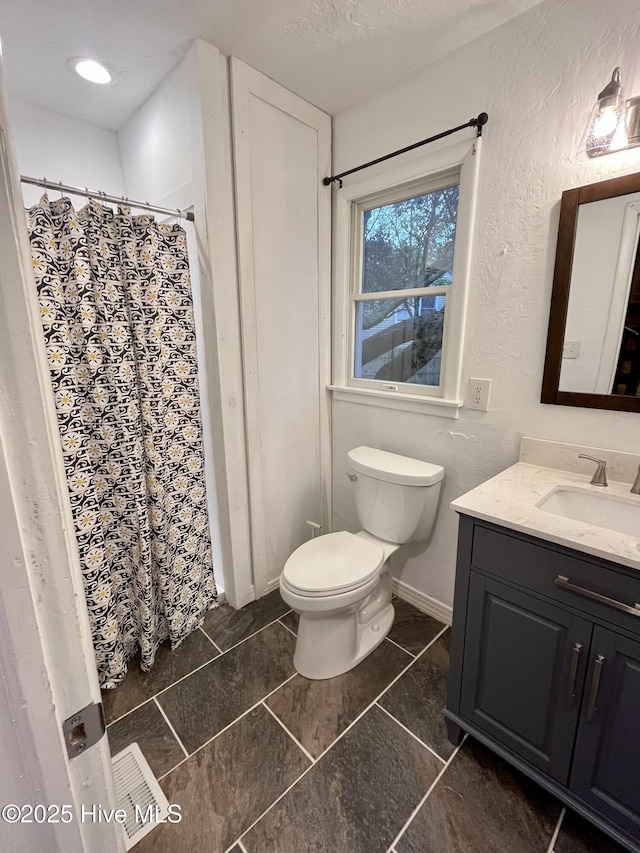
[231,58,332,596]
[0,58,122,853]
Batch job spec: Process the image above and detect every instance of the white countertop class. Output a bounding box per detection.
[451,462,640,571]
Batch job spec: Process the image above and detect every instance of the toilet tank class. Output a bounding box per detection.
[347,446,444,544]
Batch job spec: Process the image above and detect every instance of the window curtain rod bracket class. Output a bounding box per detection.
[322,112,488,187]
[20,175,195,222]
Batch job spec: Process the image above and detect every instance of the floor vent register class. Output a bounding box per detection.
[111,743,170,849]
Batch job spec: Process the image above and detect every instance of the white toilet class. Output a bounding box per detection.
[280,446,444,680]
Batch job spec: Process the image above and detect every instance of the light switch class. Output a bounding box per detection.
[563,340,581,359]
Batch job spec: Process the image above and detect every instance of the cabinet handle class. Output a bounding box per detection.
[555,575,640,618]
[567,642,582,708]
[586,655,605,722]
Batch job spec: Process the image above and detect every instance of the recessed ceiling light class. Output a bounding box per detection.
[69,58,114,85]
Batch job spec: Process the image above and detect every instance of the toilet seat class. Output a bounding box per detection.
[282,531,385,597]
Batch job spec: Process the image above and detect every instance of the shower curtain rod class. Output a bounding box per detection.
[20,175,195,222]
[322,112,489,187]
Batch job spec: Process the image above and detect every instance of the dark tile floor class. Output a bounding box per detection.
[103,590,628,853]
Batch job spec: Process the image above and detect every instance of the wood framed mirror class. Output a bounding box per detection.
[542,171,640,412]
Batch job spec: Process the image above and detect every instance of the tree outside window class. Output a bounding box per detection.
[354,182,459,390]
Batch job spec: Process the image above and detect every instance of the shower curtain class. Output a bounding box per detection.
[27,195,217,688]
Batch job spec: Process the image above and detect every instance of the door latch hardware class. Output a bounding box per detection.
[62,702,106,759]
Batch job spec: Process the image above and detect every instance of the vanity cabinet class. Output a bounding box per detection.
[570,627,640,841]
[446,515,640,852]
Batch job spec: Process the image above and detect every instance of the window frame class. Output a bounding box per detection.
[331,137,482,419]
[350,170,460,399]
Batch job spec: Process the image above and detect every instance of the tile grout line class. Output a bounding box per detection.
[312,623,450,765]
[374,702,446,766]
[208,612,293,658]
[277,618,297,638]
[105,650,221,728]
[546,807,566,853]
[153,696,189,759]
[386,734,468,853]
[384,636,416,657]
[155,672,300,782]
[107,614,291,728]
[235,624,452,846]
[198,624,224,655]
[223,836,250,853]
[261,700,316,764]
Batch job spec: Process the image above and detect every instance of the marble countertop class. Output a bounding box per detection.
[451,462,640,571]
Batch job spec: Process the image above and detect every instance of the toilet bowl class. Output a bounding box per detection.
[280,446,444,680]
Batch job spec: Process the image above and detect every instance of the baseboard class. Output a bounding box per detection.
[256,573,451,626]
[392,577,452,625]
[265,577,281,594]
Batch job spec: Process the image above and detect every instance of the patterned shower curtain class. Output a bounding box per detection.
[27,195,218,688]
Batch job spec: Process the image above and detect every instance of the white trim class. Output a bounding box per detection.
[265,576,282,594]
[349,171,459,399]
[332,136,482,410]
[329,385,462,418]
[0,68,122,853]
[392,577,452,626]
[230,57,332,598]
[193,42,254,609]
[354,284,451,302]
[268,564,453,625]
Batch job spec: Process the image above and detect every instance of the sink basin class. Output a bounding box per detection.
[537,486,640,537]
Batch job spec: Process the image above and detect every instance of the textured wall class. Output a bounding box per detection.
[331,0,640,609]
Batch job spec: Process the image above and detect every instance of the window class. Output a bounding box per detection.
[332,140,481,417]
[353,178,459,395]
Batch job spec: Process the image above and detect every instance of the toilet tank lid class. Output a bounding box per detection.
[347,446,444,486]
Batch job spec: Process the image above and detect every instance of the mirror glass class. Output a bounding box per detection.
[559,192,640,395]
[542,172,640,412]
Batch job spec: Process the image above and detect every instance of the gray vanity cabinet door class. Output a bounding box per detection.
[460,573,592,784]
[570,627,640,842]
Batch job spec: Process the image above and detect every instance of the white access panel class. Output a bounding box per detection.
[231,58,331,594]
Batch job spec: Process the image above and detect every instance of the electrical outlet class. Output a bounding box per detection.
[466,378,492,411]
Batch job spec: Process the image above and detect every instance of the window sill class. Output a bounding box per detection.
[328,385,462,418]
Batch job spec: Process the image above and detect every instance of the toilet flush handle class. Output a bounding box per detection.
[346,473,357,482]
[306,520,321,538]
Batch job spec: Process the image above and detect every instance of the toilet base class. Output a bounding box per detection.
[293,599,395,680]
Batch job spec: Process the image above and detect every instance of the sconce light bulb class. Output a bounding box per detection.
[582,69,628,158]
[593,106,622,139]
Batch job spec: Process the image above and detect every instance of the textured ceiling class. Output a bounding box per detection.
[0,0,542,130]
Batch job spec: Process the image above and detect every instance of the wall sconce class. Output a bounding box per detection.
[582,67,640,157]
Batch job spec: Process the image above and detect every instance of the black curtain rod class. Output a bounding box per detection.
[323,112,488,187]
[20,175,195,222]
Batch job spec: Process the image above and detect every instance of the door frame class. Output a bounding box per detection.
[0,64,122,853]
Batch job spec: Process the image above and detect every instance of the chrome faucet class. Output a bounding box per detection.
[632,464,640,495]
[578,454,608,487]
